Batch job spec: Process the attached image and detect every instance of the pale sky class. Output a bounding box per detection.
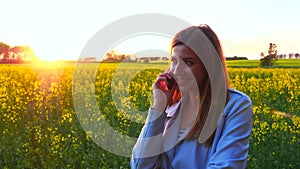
[1,0,299,60]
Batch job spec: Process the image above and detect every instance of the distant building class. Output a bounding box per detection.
[80,57,97,62]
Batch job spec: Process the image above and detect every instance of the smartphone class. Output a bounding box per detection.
[159,76,175,91]
[166,76,175,90]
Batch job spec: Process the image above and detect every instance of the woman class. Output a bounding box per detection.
[130,24,253,169]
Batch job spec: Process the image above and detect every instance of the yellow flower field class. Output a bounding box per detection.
[0,63,299,168]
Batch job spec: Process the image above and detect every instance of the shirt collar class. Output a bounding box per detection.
[165,101,181,117]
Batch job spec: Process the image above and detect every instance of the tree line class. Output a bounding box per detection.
[100,50,169,63]
[0,42,38,63]
[100,50,250,62]
[226,56,248,60]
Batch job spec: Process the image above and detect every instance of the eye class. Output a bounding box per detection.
[171,57,178,65]
[184,60,194,66]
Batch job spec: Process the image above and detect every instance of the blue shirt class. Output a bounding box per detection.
[131,89,253,169]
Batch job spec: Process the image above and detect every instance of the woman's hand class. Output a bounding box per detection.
[151,71,177,112]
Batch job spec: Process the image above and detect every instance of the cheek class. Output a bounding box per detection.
[170,63,192,77]
[196,74,207,86]
[193,68,208,87]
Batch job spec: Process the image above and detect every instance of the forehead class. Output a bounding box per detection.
[171,44,199,59]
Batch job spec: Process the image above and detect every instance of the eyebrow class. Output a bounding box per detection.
[171,55,195,60]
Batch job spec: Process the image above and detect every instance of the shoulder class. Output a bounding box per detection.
[228,88,252,103]
[223,88,253,116]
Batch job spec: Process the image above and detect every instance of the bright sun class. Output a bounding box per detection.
[39,55,61,61]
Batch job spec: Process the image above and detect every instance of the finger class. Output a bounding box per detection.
[167,70,175,78]
[153,76,166,89]
[158,73,168,78]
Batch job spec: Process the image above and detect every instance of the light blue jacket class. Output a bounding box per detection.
[131,89,253,169]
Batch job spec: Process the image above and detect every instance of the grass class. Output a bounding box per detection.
[226,59,300,68]
[147,59,300,68]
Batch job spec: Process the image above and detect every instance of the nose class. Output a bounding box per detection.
[170,59,184,77]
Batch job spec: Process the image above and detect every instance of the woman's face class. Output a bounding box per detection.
[170,44,208,93]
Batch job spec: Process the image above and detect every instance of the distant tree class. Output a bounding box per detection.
[0,43,38,63]
[295,53,299,59]
[0,42,10,60]
[79,57,97,62]
[9,46,25,60]
[16,46,37,61]
[102,50,135,62]
[260,43,277,67]
[144,58,150,63]
[277,54,284,59]
[162,57,169,60]
[268,43,277,58]
[260,52,264,58]
[226,56,248,60]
